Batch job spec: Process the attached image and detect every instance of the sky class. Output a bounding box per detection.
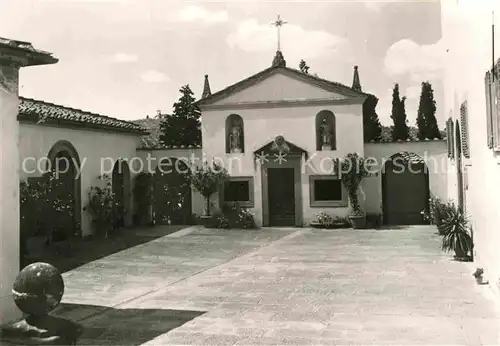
[0,0,443,126]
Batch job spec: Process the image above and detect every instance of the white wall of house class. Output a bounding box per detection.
[19,123,141,236]
[0,65,21,324]
[363,140,448,215]
[441,0,500,288]
[200,71,364,226]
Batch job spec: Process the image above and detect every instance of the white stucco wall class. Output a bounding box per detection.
[441,0,500,287]
[136,148,204,217]
[214,72,348,104]
[201,72,364,226]
[0,65,21,324]
[19,123,141,236]
[363,140,448,215]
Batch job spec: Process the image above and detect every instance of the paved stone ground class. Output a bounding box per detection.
[53,225,500,345]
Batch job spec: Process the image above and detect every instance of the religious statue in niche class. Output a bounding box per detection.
[229,123,243,153]
[319,118,332,151]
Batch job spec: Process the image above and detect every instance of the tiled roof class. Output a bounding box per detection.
[132,116,203,150]
[0,37,58,66]
[137,144,202,150]
[131,117,164,148]
[197,65,369,107]
[391,151,426,163]
[19,97,147,134]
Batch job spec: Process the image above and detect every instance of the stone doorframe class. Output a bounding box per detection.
[260,155,303,227]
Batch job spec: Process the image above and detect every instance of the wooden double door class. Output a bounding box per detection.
[383,160,429,225]
[267,167,296,227]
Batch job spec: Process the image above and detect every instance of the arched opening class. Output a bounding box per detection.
[455,120,464,210]
[154,158,192,225]
[112,159,131,229]
[225,114,245,153]
[46,140,82,240]
[315,110,336,151]
[382,151,430,225]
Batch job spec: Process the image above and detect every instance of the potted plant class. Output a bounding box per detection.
[440,203,473,261]
[335,153,373,229]
[190,161,229,227]
[473,268,488,285]
[84,175,119,238]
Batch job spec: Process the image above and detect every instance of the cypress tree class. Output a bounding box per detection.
[390,84,410,141]
[363,94,383,142]
[417,81,442,139]
[159,85,202,147]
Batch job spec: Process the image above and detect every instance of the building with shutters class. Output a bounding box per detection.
[441,0,500,296]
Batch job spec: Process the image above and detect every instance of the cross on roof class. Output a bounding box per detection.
[270,14,287,52]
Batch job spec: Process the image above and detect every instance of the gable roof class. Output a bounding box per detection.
[196,66,369,107]
[19,97,147,135]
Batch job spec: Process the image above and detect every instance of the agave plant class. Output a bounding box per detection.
[440,204,472,260]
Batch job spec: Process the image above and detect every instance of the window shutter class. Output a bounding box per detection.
[485,72,494,148]
[450,119,455,159]
[446,118,453,158]
[460,101,470,158]
[495,79,500,149]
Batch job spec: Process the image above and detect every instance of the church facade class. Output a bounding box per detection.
[195,51,447,227]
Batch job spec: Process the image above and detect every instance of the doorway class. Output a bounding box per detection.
[382,152,429,225]
[267,168,296,226]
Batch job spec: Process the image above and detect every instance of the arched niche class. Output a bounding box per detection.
[46,140,82,239]
[112,159,131,228]
[315,110,336,151]
[225,114,245,153]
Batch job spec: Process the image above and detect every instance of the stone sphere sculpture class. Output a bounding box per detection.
[12,262,64,316]
[1,262,82,345]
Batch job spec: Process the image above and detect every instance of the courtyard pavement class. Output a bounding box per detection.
[53,225,500,345]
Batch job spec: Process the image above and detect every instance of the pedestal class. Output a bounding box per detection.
[1,315,83,345]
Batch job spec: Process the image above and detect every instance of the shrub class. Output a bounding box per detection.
[210,203,257,229]
[425,196,457,235]
[316,212,335,228]
[190,161,229,216]
[313,212,350,229]
[20,172,74,241]
[84,175,120,238]
[211,210,230,229]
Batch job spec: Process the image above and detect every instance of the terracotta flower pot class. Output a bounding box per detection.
[200,215,214,228]
[348,215,366,229]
